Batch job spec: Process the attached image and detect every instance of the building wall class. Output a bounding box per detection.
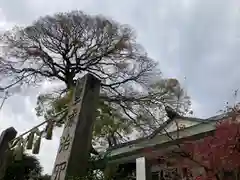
[151,164,205,180]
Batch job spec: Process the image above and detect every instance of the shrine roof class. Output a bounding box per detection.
[101,113,231,164]
[107,113,226,151]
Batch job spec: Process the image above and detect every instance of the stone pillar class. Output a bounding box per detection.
[0,127,17,180]
[51,74,101,180]
[136,157,152,180]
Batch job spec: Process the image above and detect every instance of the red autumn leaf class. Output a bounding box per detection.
[183,119,240,179]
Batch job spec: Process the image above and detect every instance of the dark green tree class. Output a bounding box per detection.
[4,153,42,180]
[39,174,51,180]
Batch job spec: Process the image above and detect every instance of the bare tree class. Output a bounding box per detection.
[0,10,190,136]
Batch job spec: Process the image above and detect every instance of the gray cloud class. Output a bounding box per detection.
[1,0,240,173]
[176,0,240,114]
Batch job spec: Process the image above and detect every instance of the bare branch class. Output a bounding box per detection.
[0,10,190,137]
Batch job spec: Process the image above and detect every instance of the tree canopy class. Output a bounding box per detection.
[0,10,191,149]
[4,153,42,180]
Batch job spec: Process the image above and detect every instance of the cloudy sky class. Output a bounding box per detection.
[1,0,240,174]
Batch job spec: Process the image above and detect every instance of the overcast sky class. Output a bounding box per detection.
[1,0,240,174]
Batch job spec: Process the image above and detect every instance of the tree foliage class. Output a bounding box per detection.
[0,10,191,149]
[0,10,157,93]
[39,174,51,180]
[4,153,42,180]
[34,77,190,149]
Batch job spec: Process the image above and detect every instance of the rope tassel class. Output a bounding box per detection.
[45,120,54,140]
[32,134,42,155]
[14,139,24,161]
[26,132,35,150]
